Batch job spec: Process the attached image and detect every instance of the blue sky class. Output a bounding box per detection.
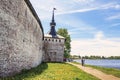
[30,0,120,56]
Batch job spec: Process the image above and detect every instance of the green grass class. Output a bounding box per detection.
[72,62,120,78]
[86,65,120,78]
[0,62,100,80]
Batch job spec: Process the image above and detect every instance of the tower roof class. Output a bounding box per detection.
[49,8,57,38]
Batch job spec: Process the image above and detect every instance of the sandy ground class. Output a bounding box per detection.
[67,62,120,80]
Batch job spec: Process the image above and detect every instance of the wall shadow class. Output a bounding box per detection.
[0,62,48,80]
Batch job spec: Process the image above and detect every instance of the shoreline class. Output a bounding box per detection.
[68,62,120,80]
[73,59,120,69]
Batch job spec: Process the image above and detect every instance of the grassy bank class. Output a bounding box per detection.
[0,63,100,80]
[73,62,120,78]
[86,65,120,78]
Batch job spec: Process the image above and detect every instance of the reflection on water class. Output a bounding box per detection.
[74,59,120,69]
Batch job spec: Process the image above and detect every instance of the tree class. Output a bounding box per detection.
[57,28,71,58]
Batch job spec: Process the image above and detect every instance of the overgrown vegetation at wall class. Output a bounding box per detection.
[57,28,71,58]
[0,63,100,80]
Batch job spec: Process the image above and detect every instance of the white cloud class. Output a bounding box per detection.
[115,4,120,9]
[57,2,120,15]
[71,38,120,57]
[106,14,120,20]
[73,0,95,3]
[111,23,120,27]
[94,31,105,40]
[100,2,120,10]
[56,7,98,15]
[30,0,120,19]
[71,31,120,56]
[103,3,120,21]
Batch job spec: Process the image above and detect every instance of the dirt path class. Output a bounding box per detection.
[67,62,120,80]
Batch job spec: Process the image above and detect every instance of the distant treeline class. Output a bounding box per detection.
[71,55,120,59]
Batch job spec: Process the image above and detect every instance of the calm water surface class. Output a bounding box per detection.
[74,59,120,69]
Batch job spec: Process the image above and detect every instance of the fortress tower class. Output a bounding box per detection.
[43,8,65,62]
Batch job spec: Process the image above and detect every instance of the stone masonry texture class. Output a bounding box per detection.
[43,38,64,62]
[0,0,43,77]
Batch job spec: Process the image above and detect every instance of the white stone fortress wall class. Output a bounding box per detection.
[0,0,43,77]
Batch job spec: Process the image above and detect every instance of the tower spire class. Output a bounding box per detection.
[49,8,57,38]
[52,8,56,23]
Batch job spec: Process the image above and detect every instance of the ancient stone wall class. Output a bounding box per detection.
[43,37,64,62]
[0,0,43,77]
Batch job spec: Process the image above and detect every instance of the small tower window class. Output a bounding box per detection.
[56,39,57,42]
[49,39,51,41]
[52,39,54,42]
[59,40,61,42]
[45,39,47,41]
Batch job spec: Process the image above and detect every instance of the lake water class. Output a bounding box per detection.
[74,59,120,69]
